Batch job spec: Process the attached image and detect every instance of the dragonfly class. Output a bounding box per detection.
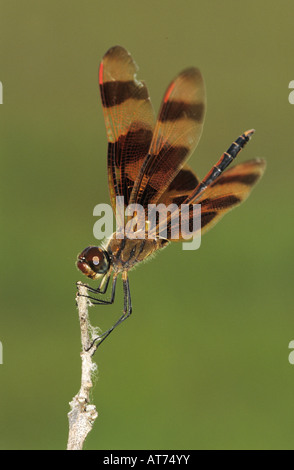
[77,45,266,348]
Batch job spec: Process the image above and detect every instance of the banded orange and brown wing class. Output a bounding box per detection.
[198,158,266,235]
[129,67,205,209]
[169,158,266,240]
[99,46,155,225]
[157,165,199,207]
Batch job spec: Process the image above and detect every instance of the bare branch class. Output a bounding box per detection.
[67,282,99,450]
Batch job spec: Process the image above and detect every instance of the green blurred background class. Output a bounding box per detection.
[0,0,294,450]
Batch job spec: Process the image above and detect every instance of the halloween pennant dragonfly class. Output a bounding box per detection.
[77,45,266,348]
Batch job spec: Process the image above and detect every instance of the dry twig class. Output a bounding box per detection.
[67,282,99,450]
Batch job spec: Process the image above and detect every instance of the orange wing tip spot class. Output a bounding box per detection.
[99,62,104,85]
[164,81,176,103]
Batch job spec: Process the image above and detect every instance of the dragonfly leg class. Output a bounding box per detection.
[86,273,132,351]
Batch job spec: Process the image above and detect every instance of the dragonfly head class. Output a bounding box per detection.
[77,246,110,280]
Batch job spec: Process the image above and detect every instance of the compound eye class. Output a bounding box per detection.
[77,246,110,277]
[91,252,102,268]
[86,247,109,274]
